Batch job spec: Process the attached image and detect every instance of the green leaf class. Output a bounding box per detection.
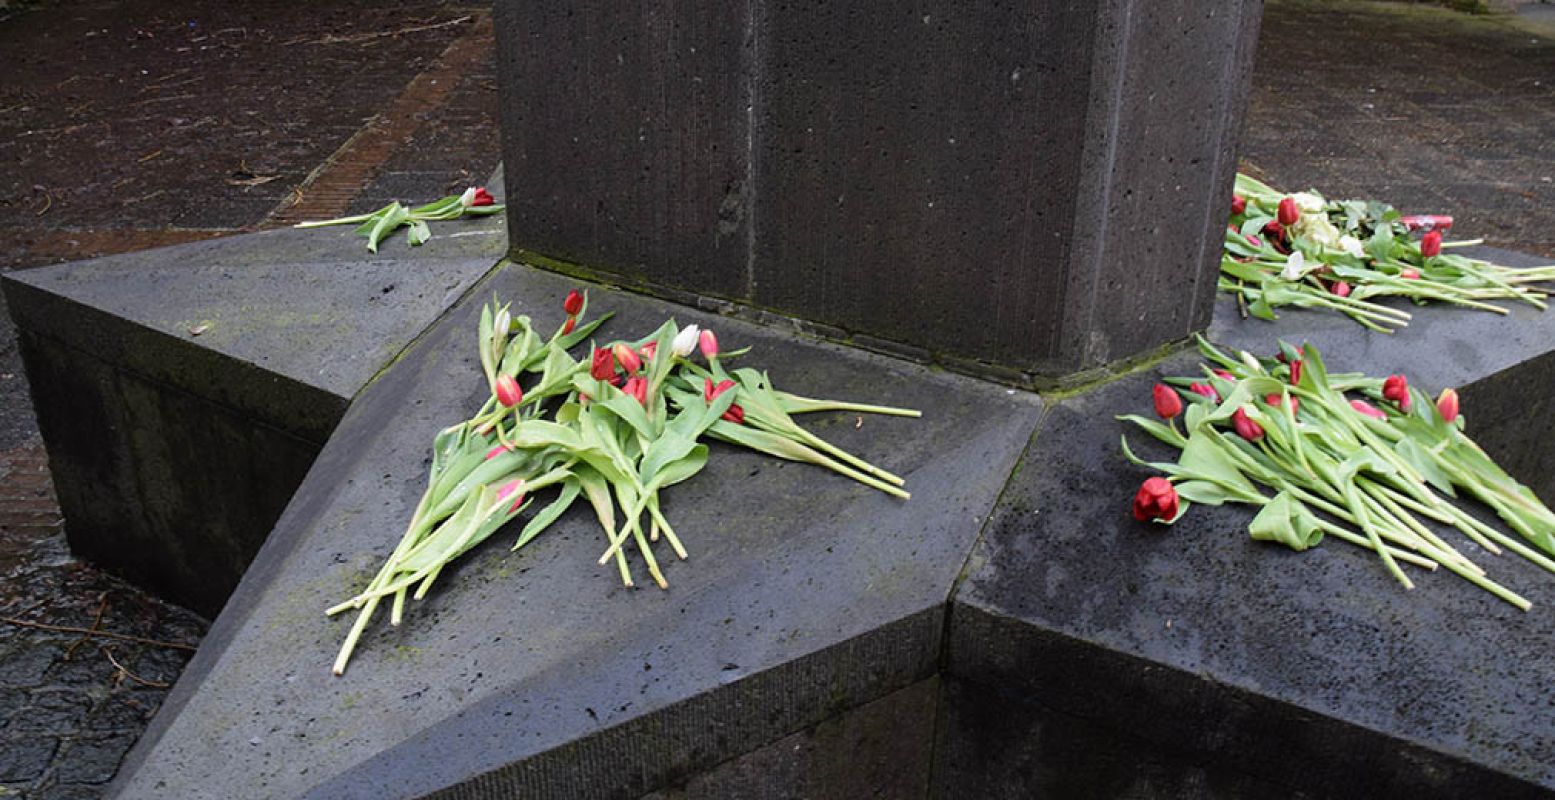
[407,220,432,246]
[1394,437,1457,497]
[1180,431,1258,495]
[1248,491,1324,551]
[512,481,582,551]
[1173,479,1232,506]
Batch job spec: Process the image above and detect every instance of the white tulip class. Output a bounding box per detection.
[1280,251,1306,281]
[1338,235,1365,259]
[671,324,700,357]
[1292,192,1325,213]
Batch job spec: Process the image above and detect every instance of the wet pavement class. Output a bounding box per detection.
[0,0,1553,796]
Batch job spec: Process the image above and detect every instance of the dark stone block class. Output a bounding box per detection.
[497,0,1264,379]
[2,222,504,615]
[110,261,1039,798]
[57,733,139,784]
[6,690,94,736]
[951,271,1555,797]
[641,677,938,800]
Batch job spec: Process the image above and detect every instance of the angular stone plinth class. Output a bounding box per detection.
[1,216,505,615]
[945,249,1555,797]
[496,0,1263,380]
[109,262,1040,799]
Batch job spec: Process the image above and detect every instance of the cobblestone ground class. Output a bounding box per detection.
[1,0,1553,797]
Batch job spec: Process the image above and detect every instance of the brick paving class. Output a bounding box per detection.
[0,0,1553,797]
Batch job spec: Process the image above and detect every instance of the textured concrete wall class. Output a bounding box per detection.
[497,0,1264,380]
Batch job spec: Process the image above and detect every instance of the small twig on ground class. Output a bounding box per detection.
[102,645,171,689]
[286,15,472,46]
[64,592,109,660]
[0,616,197,651]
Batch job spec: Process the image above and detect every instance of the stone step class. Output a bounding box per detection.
[106,259,1040,798]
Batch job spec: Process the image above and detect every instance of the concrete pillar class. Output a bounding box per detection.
[496,0,1264,381]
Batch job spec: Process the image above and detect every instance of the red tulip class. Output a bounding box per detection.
[471,187,495,207]
[704,377,744,422]
[1437,388,1460,423]
[496,479,525,513]
[1231,194,1247,215]
[590,347,616,381]
[1132,477,1180,523]
[614,343,642,375]
[1400,269,1421,280]
[1330,281,1352,298]
[1264,393,1298,414]
[1350,399,1387,420]
[1189,382,1219,402]
[563,289,584,316]
[1382,374,1410,410]
[1277,196,1299,226]
[640,341,658,361]
[495,374,523,407]
[623,376,648,407]
[1213,369,1236,382]
[1289,359,1303,386]
[1232,407,1264,441]
[1263,220,1284,237]
[1420,230,1442,259]
[561,317,577,335]
[1400,215,1453,232]
[1152,384,1183,420]
[698,329,720,359]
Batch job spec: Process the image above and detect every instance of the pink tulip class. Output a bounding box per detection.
[1350,399,1387,420]
[614,343,642,375]
[1437,388,1460,423]
[495,374,523,407]
[623,376,648,407]
[698,329,720,359]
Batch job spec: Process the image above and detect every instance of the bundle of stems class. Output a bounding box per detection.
[327,293,920,674]
[1121,337,1555,610]
[295,187,504,252]
[1222,173,1555,332]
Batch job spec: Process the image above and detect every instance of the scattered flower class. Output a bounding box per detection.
[590,348,616,381]
[698,329,720,359]
[1382,374,1410,410]
[495,374,523,407]
[1350,399,1388,420]
[1280,251,1306,281]
[1152,384,1183,420]
[1330,281,1352,298]
[1231,194,1247,215]
[1232,407,1265,441]
[671,325,700,357]
[1132,477,1180,522]
[1277,196,1300,226]
[1438,388,1460,423]
[563,290,585,316]
[1420,230,1442,258]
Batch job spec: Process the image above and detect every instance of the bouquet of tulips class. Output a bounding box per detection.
[295,186,504,252]
[327,290,920,674]
[1121,337,1555,610]
[1222,173,1555,331]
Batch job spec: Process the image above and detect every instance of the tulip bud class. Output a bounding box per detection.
[1232,407,1264,441]
[1189,382,1219,403]
[640,341,658,361]
[494,374,523,407]
[1263,220,1284,238]
[1437,388,1460,423]
[1400,269,1420,280]
[1264,393,1298,414]
[496,479,525,512]
[1152,384,1183,420]
[698,329,720,359]
[1132,477,1180,523]
[563,289,584,316]
[722,403,745,424]
[671,325,700,357]
[1231,194,1247,215]
[590,347,616,381]
[1288,359,1302,386]
[1213,369,1236,382]
[1330,281,1352,298]
[704,377,736,401]
[471,187,495,207]
[623,376,648,407]
[561,317,577,335]
[614,343,642,375]
[1382,374,1410,410]
[1350,399,1387,421]
[1277,196,1299,226]
[492,308,511,338]
[1420,230,1442,259]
